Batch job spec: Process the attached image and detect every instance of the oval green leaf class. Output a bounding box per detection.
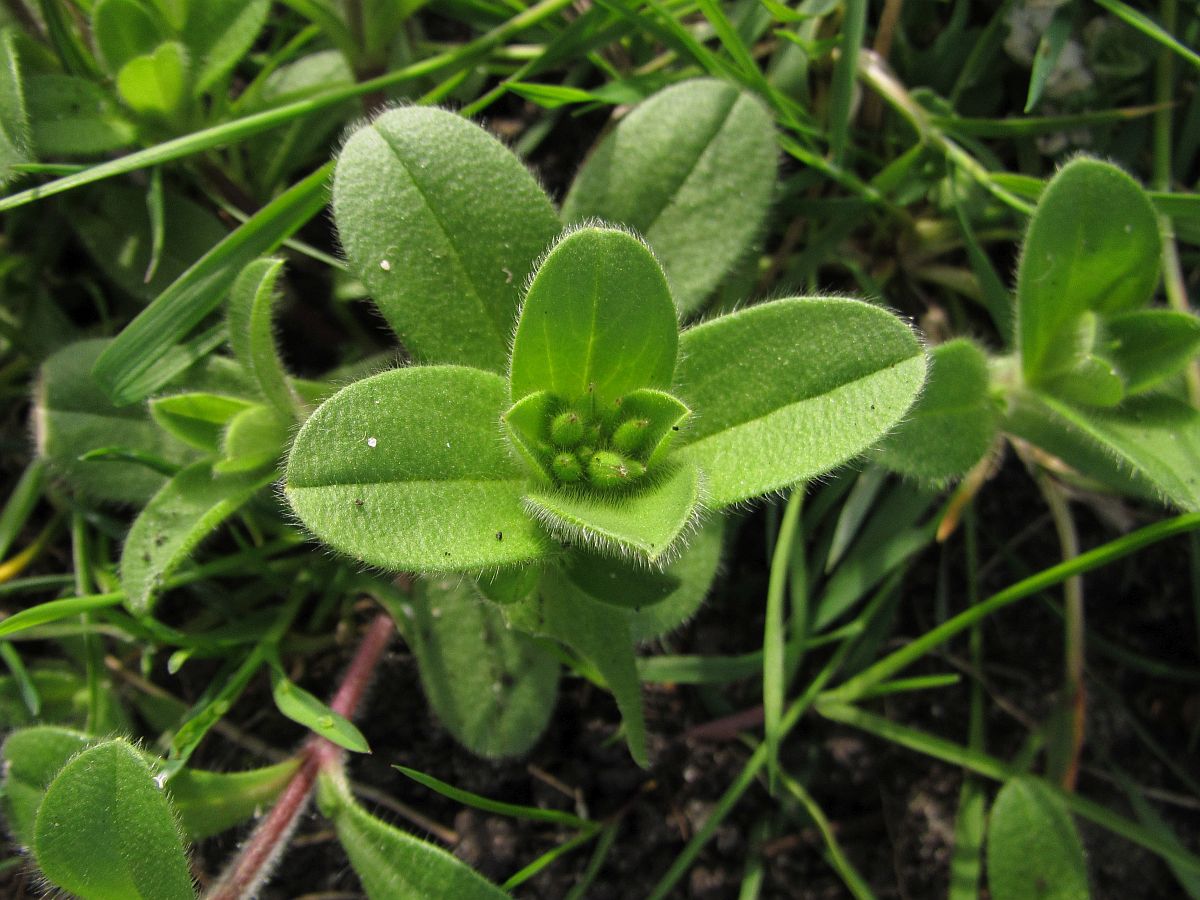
[333,107,560,373]
[1018,157,1161,385]
[1103,309,1200,395]
[286,366,554,571]
[510,226,678,406]
[318,771,511,899]
[92,0,165,75]
[407,576,559,758]
[1,725,92,849]
[987,776,1088,900]
[121,460,277,612]
[270,668,370,753]
[227,257,303,418]
[33,739,196,900]
[674,297,926,508]
[628,515,724,641]
[876,339,999,483]
[562,78,777,317]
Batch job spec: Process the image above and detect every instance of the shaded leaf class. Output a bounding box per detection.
[628,516,724,641]
[167,760,298,840]
[1008,391,1200,511]
[987,776,1088,900]
[25,73,136,155]
[318,771,511,899]
[506,574,646,765]
[407,576,558,758]
[1103,309,1200,395]
[877,339,999,483]
[92,0,165,74]
[0,725,92,848]
[149,391,254,452]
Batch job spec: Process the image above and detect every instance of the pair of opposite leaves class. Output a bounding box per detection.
[284,81,928,574]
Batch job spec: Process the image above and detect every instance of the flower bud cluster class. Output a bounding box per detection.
[545,406,652,489]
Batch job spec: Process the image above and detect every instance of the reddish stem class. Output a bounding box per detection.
[205,612,395,900]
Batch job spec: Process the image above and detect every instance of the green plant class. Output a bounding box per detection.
[4,1,1200,897]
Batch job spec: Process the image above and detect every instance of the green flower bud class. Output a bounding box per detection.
[552,451,583,483]
[549,410,585,447]
[587,450,645,488]
[611,417,651,454]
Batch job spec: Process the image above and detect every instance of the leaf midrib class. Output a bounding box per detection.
[372,124,510,356]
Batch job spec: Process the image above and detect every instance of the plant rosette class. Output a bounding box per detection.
[284,92,927,763]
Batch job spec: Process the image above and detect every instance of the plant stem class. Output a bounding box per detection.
[1036,473,1085,791]
[204,611,395,900]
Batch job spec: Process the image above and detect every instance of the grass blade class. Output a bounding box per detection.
[92,163,332,405]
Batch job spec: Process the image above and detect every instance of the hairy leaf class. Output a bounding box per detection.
[149,391,255,452]
[167,761,298,840]
[1018,157,1161,384]
[628,516,723,641]
[562,78,777,316]
[215,403,289,474]
[92,0,165,74]
[333,107,560,372]
[182,0,269,95]
[1,725,92,848]
[877,339,999,483]
[1103,309,1200,395]
[506,575,647,765]
[407,576,558,758]
[510,226,678,405]
[987,776,1088,900]
[524,462,701,561]
[318,771,511,899]
[1007,391,1200,511]
[227,257,302,418]
[25,73,136,155]
[674,298,926,507]
[121,460,276,612]
[286,366,554,571]
[34,740,195,900]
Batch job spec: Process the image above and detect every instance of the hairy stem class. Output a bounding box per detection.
[204,611,395,900]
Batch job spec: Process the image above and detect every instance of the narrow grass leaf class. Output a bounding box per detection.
[1091,0,1200,71]
[0,593,124,639]
[1024,6,1071,112]
[396,765,588,828]
[92,162,332,406]
[764,489,802,791]
[827,0,866,163]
